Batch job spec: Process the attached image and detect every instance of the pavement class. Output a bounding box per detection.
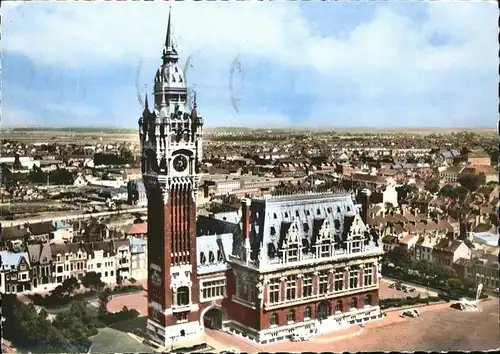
[379,277,439,299]
[203,298,499,353]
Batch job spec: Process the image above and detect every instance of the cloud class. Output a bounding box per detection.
[1,107,42,127]
[2,1,497,128]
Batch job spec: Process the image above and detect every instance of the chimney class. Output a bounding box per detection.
[241,198,252,239]
[360,188,371,226]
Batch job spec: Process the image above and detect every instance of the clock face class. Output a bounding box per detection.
[173,155,188,172]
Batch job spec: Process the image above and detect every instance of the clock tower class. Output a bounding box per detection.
[139,8,204,345]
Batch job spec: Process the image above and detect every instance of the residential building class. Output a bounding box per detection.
[86,242,116,284]
[467,150,491,166]
[0,251,31,293]
[439,166,466,184]
[27,243,54,291]
[130,237,148,280]
[432,239,471,268]
[114,239,131,281]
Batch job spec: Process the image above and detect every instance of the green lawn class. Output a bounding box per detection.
[90,327,153,353]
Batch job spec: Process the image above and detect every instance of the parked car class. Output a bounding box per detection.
[400,309,419,318]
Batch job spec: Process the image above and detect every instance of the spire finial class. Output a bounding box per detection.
[144,84,149,110]
[166,6,173,50]
[193,89,197,108]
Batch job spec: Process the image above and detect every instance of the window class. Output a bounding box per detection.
[284,212,288,218]
[334,269,344,291]
[111,270,114,276]
[306,210,310,216]
[352,241,361,253]
[236,275,243,298]
[288,246,298,262]
[303,273,313,297]
[270,226,276,236]
[217,249,224,262]
[364,294,372,306]
[176,286,190,306]
[364,264,373,287]
[57,265,63,273]
[349,267,358,289]
[286,275,296,300]
[57,255,61,262]
[273,213,277,219]
[209,251,215,264]
[349,297,358,310]
[303,306,312,319]
[321,243,330,258]
[70,263,74,271]
[200,252,207,265]
[316,208,321,215]
[335,300,343,313]
[105,271,108,277]
[287,310,296,323]
[247,280,256,303]
[269,313,278,327]
[97,263,102,269]
[269,278,280,304]
[65,255,69,261]
[319,272,329,294]
[295,210,300,217]
[201,279,226,300]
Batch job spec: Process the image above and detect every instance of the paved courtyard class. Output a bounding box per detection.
[379,277,438,299]
[205,299,499,353]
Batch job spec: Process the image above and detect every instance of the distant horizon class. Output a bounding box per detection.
[1,125,496,132]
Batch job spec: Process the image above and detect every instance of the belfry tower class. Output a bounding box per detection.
[139,8,204,345]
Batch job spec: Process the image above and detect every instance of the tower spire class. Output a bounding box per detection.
[162,6,178,62]
[193,89,197,108]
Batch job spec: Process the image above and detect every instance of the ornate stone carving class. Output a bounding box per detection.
[170,271,192,290]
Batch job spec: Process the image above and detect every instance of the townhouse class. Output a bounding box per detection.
[130,237,148,280]
[0,251,31,293]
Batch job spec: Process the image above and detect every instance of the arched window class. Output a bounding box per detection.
[208,251,215,264]
[349,297,358,310]
[364,294,372,306]
[287,309,296,323]
[200,252,207,265]
[269,313,278,326]
[303,306,312,319]
[176,286,190,306]
[217,249,224,262]
[335,300,343,313]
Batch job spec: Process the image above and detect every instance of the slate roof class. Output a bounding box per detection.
[0,226,29,240]
[27,243,52,265]
[0,251,30,270]
[29,221,56,236]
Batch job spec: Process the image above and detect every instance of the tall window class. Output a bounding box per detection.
[364,294,372,306]
[286,275,296,300]
[269,313,278,326]
[176,286,190,306]
[319,272,329,294]
[303,306,312,319]
[287,309,296,323]
[288,245,299,262]
[235,275,243,298]
[335,300,343,313]
[303,273,313,297]
[269,278,280,304]
[364,264,373,287]
[201,279,226,300]
[351,240,361,253]
[349,267,358,289]
[349,297,358,310]
[334,269,344,291]
[248,279,256,303]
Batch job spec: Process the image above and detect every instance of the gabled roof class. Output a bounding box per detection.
[29,221,56,236]
[0,251,30,270]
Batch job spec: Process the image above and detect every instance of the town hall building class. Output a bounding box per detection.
[139,10,384,347]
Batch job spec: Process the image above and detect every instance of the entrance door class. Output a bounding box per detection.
[317,301,330,320]
[203,307,225,330]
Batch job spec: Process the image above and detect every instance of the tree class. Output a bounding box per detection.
[81,271,104,291]
[424,180,440,194]
[61,277,80,295]
[458,174,485,192]
[97,292,110,318]
[386,247,412,269]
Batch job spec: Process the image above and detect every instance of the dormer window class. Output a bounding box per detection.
[316,209,321,215]
[347,206,351,212]
[295,210,300,217]
[327,207,332,213]
[337,207,341,213]
[270,227,276,236]
[273,213,277,219]
[217,249,224,262]
[209,251,215,264]
[284,212,289,218]
[303,223,310,233]
[306,210,310,216]
[200,252,207,265]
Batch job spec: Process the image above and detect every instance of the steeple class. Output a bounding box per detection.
[142,92,150,117]
[162,7,178,63]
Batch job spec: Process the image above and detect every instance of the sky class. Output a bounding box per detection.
[2,0,498,129]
